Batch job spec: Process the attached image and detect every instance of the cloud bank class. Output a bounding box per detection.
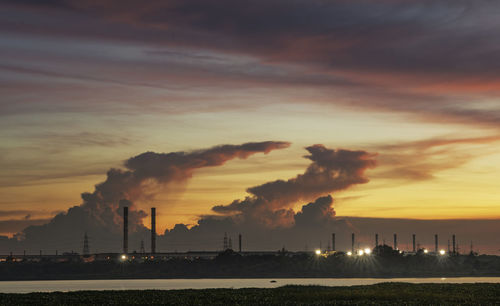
[212,145,376,226]
[0,141,289,253]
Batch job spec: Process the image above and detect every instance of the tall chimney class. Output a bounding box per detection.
[434,234,438,253]
[123,206,128,254]
[375,233,378,247]
[238,234,242,252]
[351,233,355,253]
[332,233,336,251]
[452,234,456,254]
[151,207,156,254]
[412,234,416,252]
[394,233,398,250]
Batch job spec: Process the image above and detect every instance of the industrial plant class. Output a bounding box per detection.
[0,206,472,263]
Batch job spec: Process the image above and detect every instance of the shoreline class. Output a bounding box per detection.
[2,274,500,282]
[3,277,500,294]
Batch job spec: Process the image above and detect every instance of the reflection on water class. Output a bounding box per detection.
[1,278,500,293]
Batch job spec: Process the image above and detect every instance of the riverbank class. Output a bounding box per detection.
[1,252,499,281]
[1,283,499,305]
[2,277,500,293]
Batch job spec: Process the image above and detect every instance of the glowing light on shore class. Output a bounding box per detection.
[315,249,321,255]
[439,249,446,255]
[347,251,352,256]
[364,248,371,255]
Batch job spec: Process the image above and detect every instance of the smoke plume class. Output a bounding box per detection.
[77,141,290,230]
[212,145,377,226]
[7,141,289,252]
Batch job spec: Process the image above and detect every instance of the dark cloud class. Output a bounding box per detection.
[124,141,290,184]
[3,1,500,126]
[6,0,499,78]
[212,145,376,226]
[294,195,336,227]
[161,194,354,252]
[0,141,289,253]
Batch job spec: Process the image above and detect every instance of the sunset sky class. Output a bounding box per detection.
[1,1,500,252]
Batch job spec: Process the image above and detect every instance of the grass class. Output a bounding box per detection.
[1,283,499,305]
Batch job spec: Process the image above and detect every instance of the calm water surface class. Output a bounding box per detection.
[1,278,500,293]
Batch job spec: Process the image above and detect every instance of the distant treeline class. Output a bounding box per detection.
[1,248,499,280]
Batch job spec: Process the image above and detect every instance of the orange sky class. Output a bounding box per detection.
[1,0,500,239]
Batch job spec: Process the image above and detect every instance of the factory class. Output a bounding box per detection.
[0,206,468,263]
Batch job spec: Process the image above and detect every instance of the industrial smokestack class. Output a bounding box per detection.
[393,233,397,250]
[351,233,355,253]
[452,234,456,255]
[151,207,156,254]
[123,206,128,254]
[412,234,416,252]
[239,234,242,252]
[435,234,438,253]
[375,233,378,247]
[332,233,336,252]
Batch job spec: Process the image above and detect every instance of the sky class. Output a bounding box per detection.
[1,0,500,254]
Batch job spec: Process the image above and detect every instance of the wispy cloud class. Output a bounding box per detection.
[371,134,500,182]
[2,1,500,126]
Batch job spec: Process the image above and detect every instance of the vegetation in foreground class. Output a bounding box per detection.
[1,283,500,305]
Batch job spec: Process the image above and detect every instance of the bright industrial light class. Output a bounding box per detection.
[121,254,127,260]
[358,250,364,255]
[439,249,446,255]
[364,248,371,255]
[315,249,321,255]
[347,251,352,256]
[423,249,428,254]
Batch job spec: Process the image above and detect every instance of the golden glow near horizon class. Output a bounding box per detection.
[2,119,500,237]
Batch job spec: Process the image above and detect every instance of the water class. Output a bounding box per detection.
[1,278,500,293]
